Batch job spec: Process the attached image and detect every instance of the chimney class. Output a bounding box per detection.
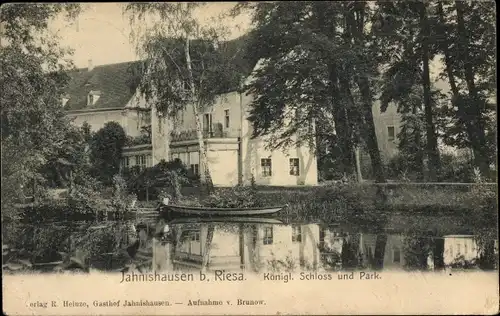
[88,59,94,72]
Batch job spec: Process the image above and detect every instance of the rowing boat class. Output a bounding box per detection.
[160,204,286,217]
[167,217,284,225]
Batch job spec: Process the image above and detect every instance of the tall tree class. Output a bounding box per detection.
[89,122,127,185]
[434,1,496,178]
[1,4,81,215]
[375,1,442,181]
[125,3,238,193]
[343,2,386,182]
[234,2,386,182]
[418,1,441,179]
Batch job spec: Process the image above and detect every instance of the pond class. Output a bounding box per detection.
[3,208,498,275]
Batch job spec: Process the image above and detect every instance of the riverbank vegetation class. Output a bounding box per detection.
[1,3,497,224]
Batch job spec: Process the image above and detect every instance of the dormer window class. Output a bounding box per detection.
[61,96,70,107]
[87,90,101,106]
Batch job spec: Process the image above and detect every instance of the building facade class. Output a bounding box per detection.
[64,56,319,186]
[169,90,318,186]
[64,61,160,171]
[154,222,321,272]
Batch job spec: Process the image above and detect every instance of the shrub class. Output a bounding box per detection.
[123,159,196,201]
[203,185,258,208]
[89,122,127,185]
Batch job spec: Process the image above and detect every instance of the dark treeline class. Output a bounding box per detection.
[232,1,496,183]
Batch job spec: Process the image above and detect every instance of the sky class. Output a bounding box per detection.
[48,2,446,85]
[49,3,252,69]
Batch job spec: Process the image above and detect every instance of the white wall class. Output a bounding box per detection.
[254,224,320,270]
[372,101,401,162]
[207,149,239,186]
[168,87,319,186]
[443,236,479,266]
[239,92,318,186]
[171,91,243,137]
[151,105,169,165]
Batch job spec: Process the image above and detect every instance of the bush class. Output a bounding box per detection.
[90,122,127,185]
[123,159,196,201]
[437,153,474,182]
[203,185,258,208]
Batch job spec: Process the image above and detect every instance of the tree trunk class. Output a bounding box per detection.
[201,224,215,272]
[185,35,211,194]
[454,1,490,178]
[354,146,362,182]
[437,2,486,177]
[356,76,387,183]
[346,5,386,183]
[373,234,388,270]
[339,75,362,180]
[419,2,441,181]
[239,223,245,269]
[327,65,355,177]
[412,107,425,181]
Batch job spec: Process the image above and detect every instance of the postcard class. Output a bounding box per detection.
[2,2,498,315]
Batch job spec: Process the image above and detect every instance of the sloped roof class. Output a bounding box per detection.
[64,35,256,112]
[64,61,139,111]
[218,33,258,92]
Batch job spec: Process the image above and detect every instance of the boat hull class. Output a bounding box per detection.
[159,204,285,218]
[167,217,284,225]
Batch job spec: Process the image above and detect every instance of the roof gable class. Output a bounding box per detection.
[64,61,140,111]
[64,35,256,112]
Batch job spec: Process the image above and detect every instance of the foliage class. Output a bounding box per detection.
[1,4,82,216]
[67,173,108,216]
[125,3,242,189]
[375,1,496,179]
[40,123,93,188]
[233,2,386,182]
[375,1,443,180]
[203,185,258,208]
[125,134,151,147]
[89,121,127,185]
[110,175,136,216]
[123,159,195,201]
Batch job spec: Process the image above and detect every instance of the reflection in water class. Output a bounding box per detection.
[151,219,498,274]
[2,217,498,274]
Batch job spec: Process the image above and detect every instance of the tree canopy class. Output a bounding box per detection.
[1,4,83,213]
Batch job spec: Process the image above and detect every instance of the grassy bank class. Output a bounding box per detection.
[17,182,497,231]
[139,182,497,212]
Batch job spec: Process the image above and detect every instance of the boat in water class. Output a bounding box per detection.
[167,216,284,225]
[159,204,286,218]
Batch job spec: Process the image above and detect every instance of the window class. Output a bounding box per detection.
[62,97,69,107]
[190,164,199,176]
[182,80,189,91]
[191,231,200,242]
[121,157,130,170]
[263,226,273,245]
[224,109,230,128]
[393,247,401,263]
[146,155,152,168]
[261,158,272,177]
[289,158,300,176]
[387,126,395,141]
[319,228,326,243]
[457,243,461,255]
[203,113,213,135]
[87,91,100,106]
[136,155,147,169]
[292,225,302,243]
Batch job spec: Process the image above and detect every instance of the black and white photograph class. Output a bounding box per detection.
[1,2,498,315]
